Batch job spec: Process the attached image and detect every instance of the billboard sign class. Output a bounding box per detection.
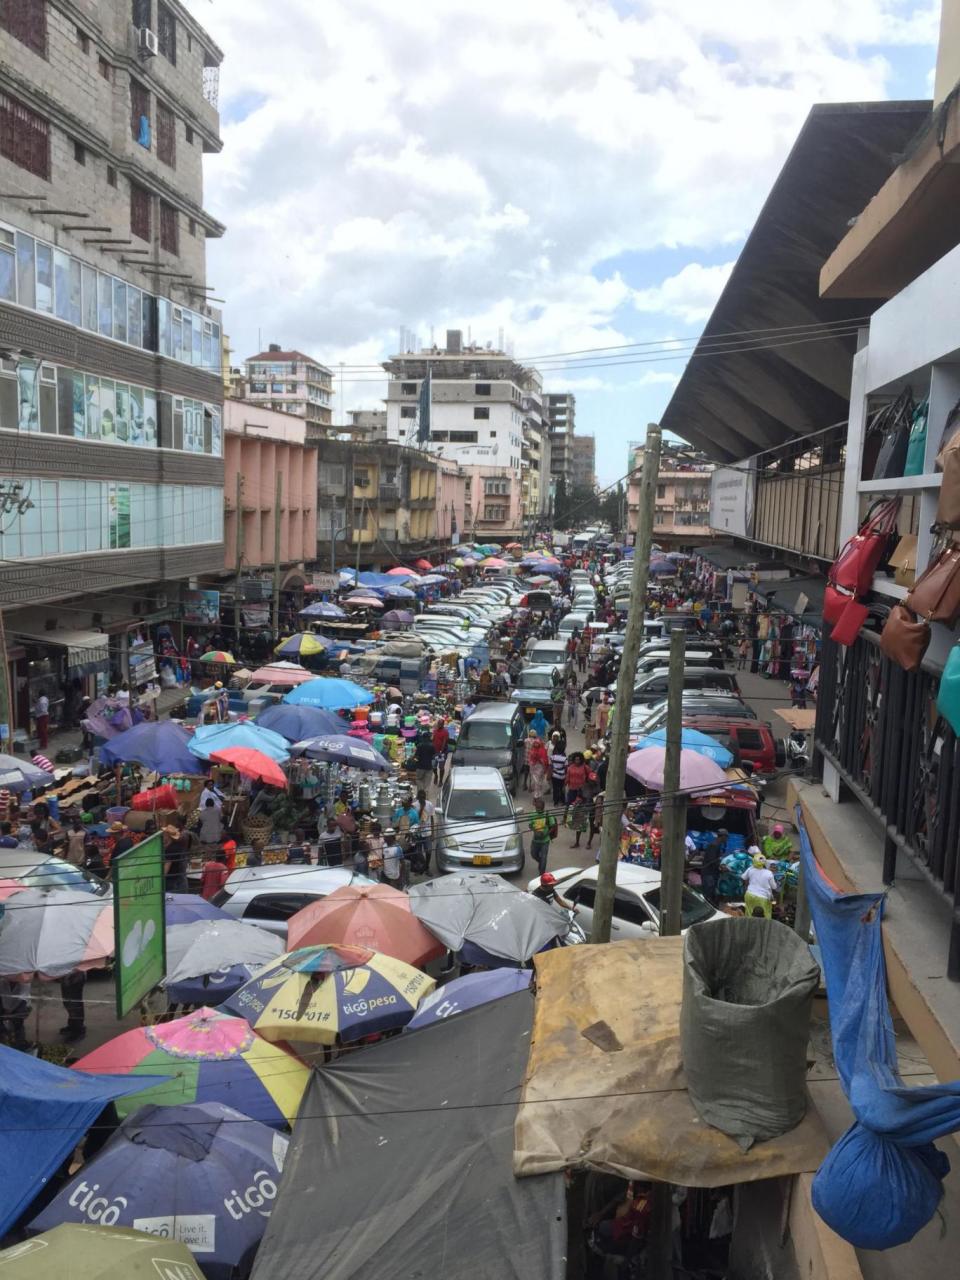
[182,589,220,625]
[113,834,166,1018]
[709,464,755,539]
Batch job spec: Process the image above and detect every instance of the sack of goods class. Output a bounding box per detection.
[680,917,820,1150]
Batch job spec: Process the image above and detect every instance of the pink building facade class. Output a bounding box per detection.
[223,400,317,572]
[627,441,715,549]
[434,461,523,543]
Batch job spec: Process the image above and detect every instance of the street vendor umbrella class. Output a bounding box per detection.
[381,608,414,628]
[648,558,675,575]
[73,1007,310,1128]
[248,661,316,686]
[209,746,288,787]
[2,1224,204,1280]
[81,697,133,741]
[413,558,433,570]
[274,631,334,659]
[197,649,237,665]
[343,592,385,609]
[283,677,374,710]
[418,573,446,584]
[299,600,347,620]
[380,583,416,599]
[164,892,233,926]
[625,744,728,791]
[0,753,54,794]
[408,874,568,966]
[0,887,113,980]
[163,919,283,1006]
[480,556,508,568]
[0,849,105,896]
[29,1103,288,1280]
[287,883,444,966]
[289,734,391,772]
[99,720,201,775]
[255,703,344,741]
[189,721,290,764]
[633,727,734,768]
[526,573,554,585]
[223,944,434,1044]
[386,566,419,578]
[405,967,532,1032]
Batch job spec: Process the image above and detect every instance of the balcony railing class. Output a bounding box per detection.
[202,65,220,109]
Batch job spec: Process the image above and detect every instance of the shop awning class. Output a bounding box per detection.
[754,575,826,620]
[14,630,110,670]
[692,544,754,570]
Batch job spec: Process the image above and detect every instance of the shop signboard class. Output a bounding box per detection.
[182,589,221,625]
[113,833,166,1018]
[709,464,755,539]
[311,573,339,593]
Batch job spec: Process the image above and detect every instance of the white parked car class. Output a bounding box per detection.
[213,866,374,938]
[526,864,723,937]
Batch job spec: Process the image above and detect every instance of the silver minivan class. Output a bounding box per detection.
[631,667,741,706]
[436,766,525,874]
[451,702,526,794]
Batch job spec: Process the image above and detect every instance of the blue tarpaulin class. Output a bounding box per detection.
[0,1044,168,1235]
[796,807,960,1249]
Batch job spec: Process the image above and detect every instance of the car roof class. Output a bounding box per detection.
[520,664,560,676]
[683,715,770,731]
[558,864,662,890]
[463,702,519,722]
[448,765,507,789]
[636,667,735,682]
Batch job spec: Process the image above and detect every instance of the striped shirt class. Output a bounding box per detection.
[550,752,567,780]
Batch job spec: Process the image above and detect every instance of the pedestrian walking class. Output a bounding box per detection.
[33,692,50,751]
[565,675,579,727]
[527,798,558,876]
[527,734,550,805]
[549,740,567,806]
[699,828,726,905]
[570,790,588,848]
[737,636,750,671]
[586,789,604,850]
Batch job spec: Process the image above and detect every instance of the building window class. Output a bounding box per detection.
[185,124,194,145]
[159,202,178,254]
[449,431,478,444]
[157,0,176,63]
[188,217,197,237]
[401,382,416,395]
[107,165,117,187]
[76,25,89,52]
[72,139,85,165]
[130,182,151,241]
[474,407,490,420]
[0,0,47,54]
[400,406,416,419]
[98,54,111,80]
[484,505,506,521]
[0,91,50,179]
[130,79,150,147]
[132,0,151,25]
[656,484,666,499]
[156,100,175,167]
[476,383,490,395]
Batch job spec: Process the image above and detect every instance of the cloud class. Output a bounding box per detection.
[184,0,935,423]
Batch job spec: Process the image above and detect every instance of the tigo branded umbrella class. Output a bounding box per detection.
[0,887,113,980]
[625,745,728,791]
[274,632,333,659]
[290,735,391,771]
[287,883,444,966]
[0,1224,204,1280]
[283,678,374,710]
[162,919,283,1006]
[255,703,344,741]
[405,968,532,1032]
[73,1007,310,1128]
[28,1103,287,1280]
[189,722,290,764]
[224,944,434,1044]
[632,727,734,767]
[209,747,288,787]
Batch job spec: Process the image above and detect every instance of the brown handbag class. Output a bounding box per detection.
[879,603,930,671]
[905,543,960,624]
[935,429,960,528]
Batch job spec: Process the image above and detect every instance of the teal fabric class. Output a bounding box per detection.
[936,643,960,734]
[904,400,929,476]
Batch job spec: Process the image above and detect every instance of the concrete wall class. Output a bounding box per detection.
[223,430,317,571]
[935,0,960,105]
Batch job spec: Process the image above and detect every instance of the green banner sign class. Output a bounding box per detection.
[112,833,167,1018]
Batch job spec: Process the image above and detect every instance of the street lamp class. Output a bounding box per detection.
[329,518,350,573]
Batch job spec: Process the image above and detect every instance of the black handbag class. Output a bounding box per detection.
[872,388,916,481]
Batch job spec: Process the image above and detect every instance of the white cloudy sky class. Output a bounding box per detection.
[185,0,939,482]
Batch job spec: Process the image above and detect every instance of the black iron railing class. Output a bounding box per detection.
[815,629,960,976]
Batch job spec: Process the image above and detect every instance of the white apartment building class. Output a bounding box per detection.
[244,343,334,430]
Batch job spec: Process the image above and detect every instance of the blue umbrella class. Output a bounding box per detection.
[99,721,203,775]
[255,704,345,741]
[649,558,675,575]
[405,969,532,1031]
[189,722,290,763]
[380,583,416,600]
[0,755,54,794]
[299,601,346,620]
[290,734,391,771]
[632,727,734,767]
[28,1102,289,1280]
[283,678,374,710]
[274,631,336,658]
[162,920,283,1007]
[164,894,233,927]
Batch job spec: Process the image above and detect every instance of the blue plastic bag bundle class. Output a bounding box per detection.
[797,807,960,1250]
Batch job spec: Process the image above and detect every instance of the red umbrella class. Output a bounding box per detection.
[413,558,433,571]
[210,747,288,788]
[287,883,444,966]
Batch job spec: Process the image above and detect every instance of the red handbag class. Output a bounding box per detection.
[823,583,854,627]
[829,498,901,597]
[830,598,869,647]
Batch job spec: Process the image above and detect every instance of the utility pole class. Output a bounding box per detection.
[355,497,365,578]
[233,473,244,646]
[591,425,662,944]
[658,627,687,936]
[271,468,282,639]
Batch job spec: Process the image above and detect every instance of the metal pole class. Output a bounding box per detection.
[591,425,662,944]
[355,497,364,577]
[271,469,282,639]
[233,473,244,646]
[659,627,687,936]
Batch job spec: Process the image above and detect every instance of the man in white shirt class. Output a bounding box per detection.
[199,783,224,812]
[33,693,50,750]
[381,829,404,887]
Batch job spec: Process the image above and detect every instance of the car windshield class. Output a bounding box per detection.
[459,722,511,748]
[521,672,555,691]
[447,790,512,820]
[643,887,716,929]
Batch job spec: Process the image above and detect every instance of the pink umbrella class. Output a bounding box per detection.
[480,556,508,568]
[625,746,727,792]
[386,566,420,578]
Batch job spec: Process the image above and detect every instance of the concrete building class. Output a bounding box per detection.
[572,434,596,492]
[627,440,714,549]
[244,344,334,432]
[346,408,387,438]
[0,0,226,726]
[545,392,575,490]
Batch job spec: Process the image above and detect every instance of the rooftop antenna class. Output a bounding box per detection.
[498,326,504,352]
[467,325,472,346]
[430,325,434,347]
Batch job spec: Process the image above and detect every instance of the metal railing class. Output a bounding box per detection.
[815,629,960,977]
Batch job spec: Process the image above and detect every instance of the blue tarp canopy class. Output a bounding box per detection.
[0,1043,168,1235]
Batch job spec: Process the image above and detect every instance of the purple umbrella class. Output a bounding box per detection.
[625,745,728,791]
[99,720,203,774]
[405,969,532,1031]
[299,600,347,620]
[381,609,414,629]
[164,893,233,927]
[81,696,133,740]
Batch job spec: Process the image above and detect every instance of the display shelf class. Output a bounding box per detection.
[871,576,909,599]
[858,473,942,493]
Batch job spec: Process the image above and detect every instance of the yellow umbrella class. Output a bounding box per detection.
[225,945,436,1045]
[274,632,330,658]
[453,557,465,567]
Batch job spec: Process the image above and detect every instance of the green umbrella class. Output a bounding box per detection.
[1,1223,204,1278]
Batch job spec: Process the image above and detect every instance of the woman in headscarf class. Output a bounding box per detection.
[527,732,550,805]
[741,850,778,919]
[529,708,549,739]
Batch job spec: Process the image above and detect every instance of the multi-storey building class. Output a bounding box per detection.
[627,440,714,548]
[545,392,575,491]
[244,344,333,432]
[572,434,596,492]
[0,0,226,729]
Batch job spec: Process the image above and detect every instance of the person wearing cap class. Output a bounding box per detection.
[109,821,135,861]
[531,870,574,912]
[431,717,450,785]
[762,824,793,861]
[741,851,778,919]
[699,828,727,905]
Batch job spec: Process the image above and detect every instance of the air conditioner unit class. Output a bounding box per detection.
[138,27,159,57]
